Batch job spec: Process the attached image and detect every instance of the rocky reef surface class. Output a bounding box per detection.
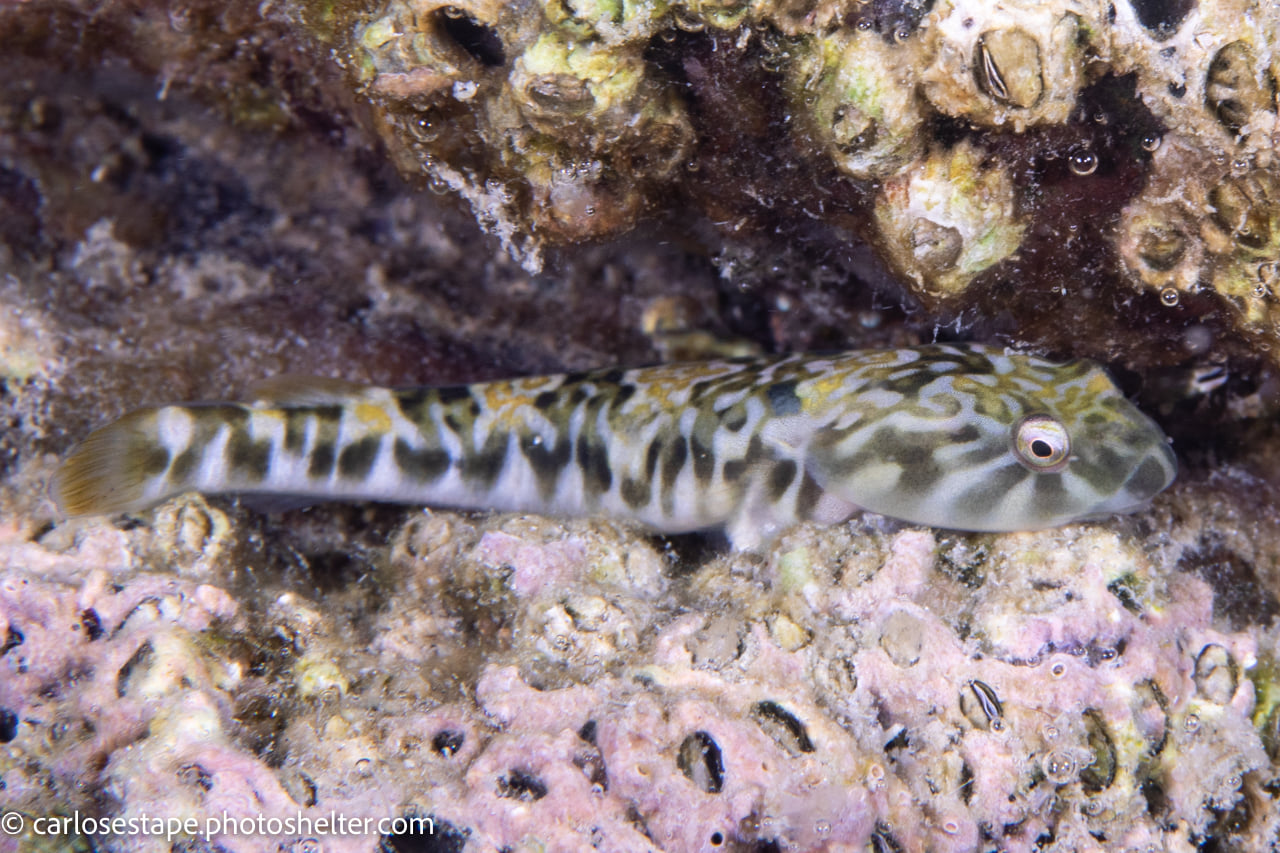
[4,496,1280,852]
[2,0,1280,851]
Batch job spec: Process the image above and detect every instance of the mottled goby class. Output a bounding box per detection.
[54,343,1176,549]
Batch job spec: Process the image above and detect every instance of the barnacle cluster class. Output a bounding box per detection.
[1108,0,1280,351]
[343,0,1280,356]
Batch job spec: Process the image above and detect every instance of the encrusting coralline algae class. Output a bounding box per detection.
[3,494,1279,851]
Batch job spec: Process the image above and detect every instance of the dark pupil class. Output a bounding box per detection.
[1030,439,1054,458]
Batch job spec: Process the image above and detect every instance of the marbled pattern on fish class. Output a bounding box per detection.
[54,343,1177,549]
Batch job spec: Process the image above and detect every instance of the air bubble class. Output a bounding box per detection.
[1160,287,1180,306]
[893,28,910,43]
[1050,661,1067,678]
[1044,750,1077,783]
[428,174,451,196]
[355,757,374,777]
[1068,150,1098,176]
[410,117,440,143]
[1184,713,1201,733]
[1141,133,1162,152]
[815,820,832,835]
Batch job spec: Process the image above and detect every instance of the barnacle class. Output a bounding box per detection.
[1108,0,1279,158]
[873,141,1027,302]
[787,28,925,179]
[919,0,1094,130]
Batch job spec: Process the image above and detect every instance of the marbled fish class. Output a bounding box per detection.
[53,343,1176,550]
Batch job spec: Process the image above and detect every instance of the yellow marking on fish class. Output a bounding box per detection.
[354,403,391,431]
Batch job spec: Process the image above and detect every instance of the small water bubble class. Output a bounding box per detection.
[1141,133,1162,152]
[1044,724,1060,739]
[1083,799,1104,817]
[1213,152,1228,166]
[856,19,873,30]
[428,174,451,196]
[1160,287,1180,307]
[553,634,571,651]
[1185,713,1201,733]
[1068,150,1098,176]
[355,757,374,777]
[584,205,596,217]
[659,28,678,42]
[893,27,911,43]
[1092,112,1107,125]
[858,310,882,329]
[1231,157,1250,175]
[814,820,832,835]
[410,116,440,143]
[1044,750,1077,784]
[443,5,466,18]
[942,820,961,835]
[1050,661,1067,678]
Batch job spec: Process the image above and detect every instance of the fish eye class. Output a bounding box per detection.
[1013,414,1070,472]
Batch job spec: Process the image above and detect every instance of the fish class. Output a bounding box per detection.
[53,343,1177,550]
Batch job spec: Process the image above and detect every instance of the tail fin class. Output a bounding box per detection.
[53,409,172,516]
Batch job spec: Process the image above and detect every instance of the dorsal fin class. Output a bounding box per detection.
[245,375,371,406]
